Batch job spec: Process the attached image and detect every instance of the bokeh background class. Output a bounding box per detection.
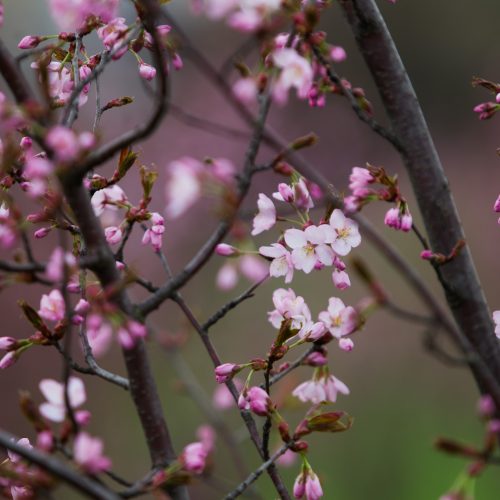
[1,0,500,498]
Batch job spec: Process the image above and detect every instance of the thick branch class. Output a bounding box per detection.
[339,0,500,391]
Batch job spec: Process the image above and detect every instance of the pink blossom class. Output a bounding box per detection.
[45,247,75,283]
[0,204,16,248]
[273,182,295,203]
[233,77,258,105]
[277,448,297,467]
[328,209,361,256]
[284,225,334,273]
[7,438,32,464]
[91,185,128,216]
[86,316,113,358]
[165,157,203,218]
[318,297,357,338]
[259,243,294,283]
[332,269,350,290]
[272,48,313,105]
[268,288,311,331]
[293,370,349,404]
[238,386,271,416]
[105,226,122,245]
[201,0,238,19]
[46,126,80,162]
[74,299,90,316]
[97,17,129,59]
[213,379,243,410]
[48,0,119,32]
[117,321,147,350]
[420,249,433,260]
[181,442,208,474]
[228,0,281,31]
[294,179,314,210]
[23,155,53,180]
[304,351,328,367]
[38,289,65,322]
[209,157,236,184]
[349,166,373,196]
[39,377,86,422]
[251,193,276,235]
[330,45,347,63]
[473,101,500,120]
[37,431,54,452]
[139,62,156,81]
[196,425,216,453]
[74,432,112,474]
[216,263,238,290]
[31,61,76,105]
[239,254,269,281]
[299,321,327,342]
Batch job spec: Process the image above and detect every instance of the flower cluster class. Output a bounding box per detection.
[345,165,413,232]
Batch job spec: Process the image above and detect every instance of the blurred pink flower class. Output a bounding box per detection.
[74,432,112,474]
[39,377,86,422]
[38,289,65,322]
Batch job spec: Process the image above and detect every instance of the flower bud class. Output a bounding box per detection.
[0,337,18,351]
[214,363,239,384]
[0,351,17,369]
[18,35,42,49]
[215,243,239,257]
[139,62,156,81]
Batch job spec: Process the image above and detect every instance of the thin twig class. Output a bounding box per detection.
[202,276,269,332]
[223,442,293,500]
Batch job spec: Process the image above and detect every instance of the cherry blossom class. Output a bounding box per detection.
[259,243,294,282]
[46,126,80,162]
[238,386,272,416]
[39,377,87,423]
[74,432,112,474]
[292,369,350,404]
[38,289,65,322]
[318,297,357,339]
[251,193,276,235]
[97,17,129,60]
[165,157,203,219]
[86,315,114,358]
[268,288,311,331]
[181,442,208,474]
[91,185,128,216]
[293,467,323,500]
[328,209,361,256]
[272,48,313,105]
[142,212,165,251]
[48,0,119,32]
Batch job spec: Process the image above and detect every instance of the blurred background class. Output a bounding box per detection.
[1,0,500,498]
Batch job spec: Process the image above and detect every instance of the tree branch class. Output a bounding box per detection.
[339,0,500,396]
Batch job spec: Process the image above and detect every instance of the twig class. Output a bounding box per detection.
[0,429,120,500]
[223,442,293,500]
[202,276,269,332]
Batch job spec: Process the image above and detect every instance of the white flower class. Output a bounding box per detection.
[328,209,361,256]
[251,193,276,235]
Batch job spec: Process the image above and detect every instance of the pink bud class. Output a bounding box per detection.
[172,53,183,71]
[71,314,84,325]
[215,243,238,256]
[75,410,92,426]
[139,62,156,81]
[117,328,135,350]
[488,419,500,433]
[330,45,347,63]
[0,337,17,351]
[215,363,238,384]
[496,93,500,104]
[305,351,328,366]
[420,249,433,260]
[400,213,412,232]
[181,442,208,474]
[37,430,54,452]
[339,338,354,351]
[332,269,351,290]
[0,351,17,369]
[18,35,41,49]
[104,226,122,245]
[384,207,400,229]
[74,299,90,315]
[34,227,51,239]
[494,195,500,213]
[239,386,271,417]
[116,261,125,270]
[20,136,33,150]
[477,394,495,418]
[127,321,147,340]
